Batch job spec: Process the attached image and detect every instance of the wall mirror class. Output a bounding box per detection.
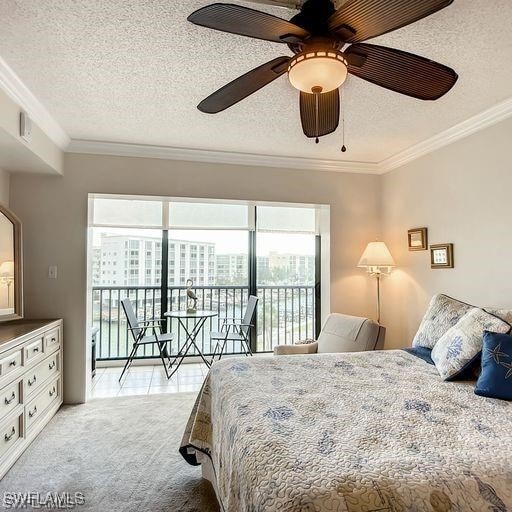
[0,204,23,321]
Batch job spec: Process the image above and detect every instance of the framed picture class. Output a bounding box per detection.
[430,244,454,269]
[408,227,428,251]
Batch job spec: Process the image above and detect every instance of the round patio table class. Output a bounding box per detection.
[164,310,218,378]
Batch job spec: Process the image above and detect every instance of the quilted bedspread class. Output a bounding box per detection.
[180,350,512,512]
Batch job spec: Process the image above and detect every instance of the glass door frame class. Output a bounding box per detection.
[96,207,322,351]
[246,206,321,351]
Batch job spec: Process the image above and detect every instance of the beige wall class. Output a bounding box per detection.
[381,116,512,348]
[7,115,512,400]
[10,154,381,403]
[7,115,512,399]
[0,169,9,206]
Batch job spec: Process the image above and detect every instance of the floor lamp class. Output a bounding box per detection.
[357,242,396,325]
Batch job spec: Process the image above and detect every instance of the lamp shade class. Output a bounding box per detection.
[357,242,395,268]
[0,261,14,278]
[288,51,348,94]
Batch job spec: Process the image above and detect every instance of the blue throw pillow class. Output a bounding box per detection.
[403,346,434,365]
[475,331,512,400]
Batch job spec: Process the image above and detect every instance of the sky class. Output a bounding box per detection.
[92,228,315,256]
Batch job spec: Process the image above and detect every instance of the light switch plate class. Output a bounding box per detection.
[48,266,58,279]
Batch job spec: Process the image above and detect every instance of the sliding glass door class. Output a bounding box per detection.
[255,206,318,351]
[90,196,322,360]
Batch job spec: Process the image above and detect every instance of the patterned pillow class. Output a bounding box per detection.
[412,294,473,349]
[431,308,510,381]
[485,308,512,324]
[475,331,512,400]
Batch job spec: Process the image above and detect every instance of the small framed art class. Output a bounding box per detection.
[408,227,428,251]
[430,244,454,269]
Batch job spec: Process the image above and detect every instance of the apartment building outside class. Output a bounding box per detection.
[93,235,315,288]
[94,234,215,287]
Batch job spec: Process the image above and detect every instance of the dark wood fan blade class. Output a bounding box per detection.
[188,3,309,43]
[328,0,453,43]
[198,57,290,114]
[346,44,458,100]
[300,89,340,138]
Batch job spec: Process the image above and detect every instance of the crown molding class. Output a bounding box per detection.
[68,97,512,175]
[67,139,381,174]
[0,56,69,149]
[381,97,512,173]
[2,50,508,174]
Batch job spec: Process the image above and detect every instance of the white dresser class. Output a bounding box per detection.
[0,319,63,479]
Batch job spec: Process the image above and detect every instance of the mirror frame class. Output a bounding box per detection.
[0,204,23,322]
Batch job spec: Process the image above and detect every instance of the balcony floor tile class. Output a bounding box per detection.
[148,385,180,395]
[178,383,203,393]
[117,386,150,397]
[151,374,180,386]
[90,364,210,399]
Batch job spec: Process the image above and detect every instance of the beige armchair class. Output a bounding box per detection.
[274,313,385,356]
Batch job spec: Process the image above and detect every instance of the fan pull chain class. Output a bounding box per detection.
[311,86,322,144]
[340,91,347,152]
[315,92,319,144]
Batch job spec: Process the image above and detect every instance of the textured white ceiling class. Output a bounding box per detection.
[0,0,511,163]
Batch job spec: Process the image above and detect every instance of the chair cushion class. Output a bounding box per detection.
[475,331,512,400]
[274,342,318,356]
[317,313,378,353]
[431,308,510,381]
[412,294,473,349]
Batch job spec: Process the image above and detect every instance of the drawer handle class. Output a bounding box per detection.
[49,361,56,370]
[33,346,40,353]
[28,406,37,418]
[49,386,56,398]
[28,375,37,386]
[4,427,15,442]
[51,337,56,343]
[8,360,16,367]
[4,392,15,405]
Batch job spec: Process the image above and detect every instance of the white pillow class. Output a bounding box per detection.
[431,308,510,381]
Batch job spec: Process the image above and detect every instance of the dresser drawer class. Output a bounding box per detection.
[0,380,22,422]
[44,329,60,353]
[0,412,22,459]
[26,378,60,431]
[24,337,44,362]
[0,349,23,379]
[25,351,60,398]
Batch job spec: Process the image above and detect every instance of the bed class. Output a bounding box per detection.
[180,350,512,512]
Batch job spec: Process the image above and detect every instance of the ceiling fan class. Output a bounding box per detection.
[188,0,458,143]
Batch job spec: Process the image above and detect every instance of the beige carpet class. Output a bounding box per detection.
[0,393,219,512]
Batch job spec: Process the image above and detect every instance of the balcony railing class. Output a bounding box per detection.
[92,285,316,360]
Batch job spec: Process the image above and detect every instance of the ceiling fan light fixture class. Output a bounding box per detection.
[288,50,348,94]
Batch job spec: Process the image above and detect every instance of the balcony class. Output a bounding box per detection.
[92,285,317,360]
